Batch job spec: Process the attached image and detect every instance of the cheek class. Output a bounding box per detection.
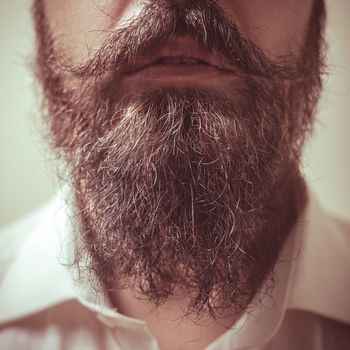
[217,0,314,58]
[43,0,141,63]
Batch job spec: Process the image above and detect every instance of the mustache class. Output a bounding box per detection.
[62,0,307,80]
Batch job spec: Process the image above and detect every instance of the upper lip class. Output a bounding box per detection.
[124,36,235,74]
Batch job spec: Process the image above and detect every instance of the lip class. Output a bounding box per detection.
[125,63,230,82]
[123,36,236,77]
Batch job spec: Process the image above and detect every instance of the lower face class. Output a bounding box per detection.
[33,0,324,319]
[41,0,314,91]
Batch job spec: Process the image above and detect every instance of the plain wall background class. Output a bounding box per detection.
[0,0,349,228]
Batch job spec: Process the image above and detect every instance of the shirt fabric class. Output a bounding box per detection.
[0,187,349,350]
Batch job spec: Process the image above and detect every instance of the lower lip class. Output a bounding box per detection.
[124,64,232,82]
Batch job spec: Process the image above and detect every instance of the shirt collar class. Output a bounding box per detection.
[287,190,350,325]
[0,192,75,323]
[0,186,349,349]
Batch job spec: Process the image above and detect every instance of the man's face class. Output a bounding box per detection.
[33,0,324,320]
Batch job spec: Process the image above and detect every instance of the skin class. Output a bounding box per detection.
[40,1,315,349]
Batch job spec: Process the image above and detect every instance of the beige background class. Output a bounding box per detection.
[0,0,349,228]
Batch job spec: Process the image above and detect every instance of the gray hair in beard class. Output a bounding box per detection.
[33,0,325,320]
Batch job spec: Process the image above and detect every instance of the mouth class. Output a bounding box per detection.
[123,36,236,84]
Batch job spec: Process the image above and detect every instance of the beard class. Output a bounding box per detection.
[33,0,325,320]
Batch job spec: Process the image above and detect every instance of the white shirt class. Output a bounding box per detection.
[0,187,349,350]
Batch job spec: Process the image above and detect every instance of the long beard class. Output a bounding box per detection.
[33,0,325,319]
[59,84,308,319]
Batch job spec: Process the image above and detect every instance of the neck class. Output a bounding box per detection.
[110,286,240,350]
